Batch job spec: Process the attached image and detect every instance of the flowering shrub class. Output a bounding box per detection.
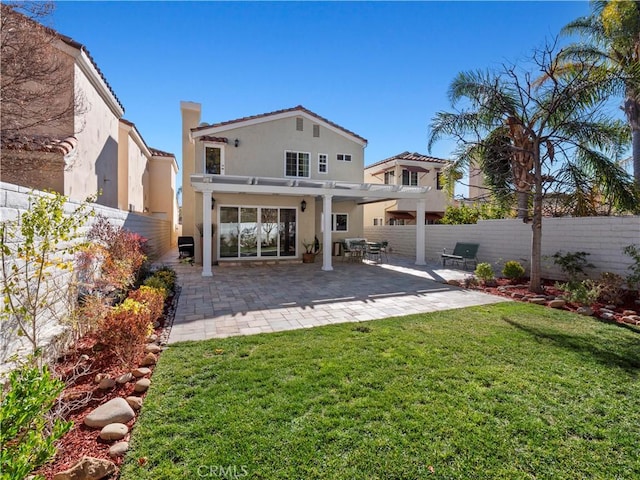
[99,298,152,366]
[128,286,165,324]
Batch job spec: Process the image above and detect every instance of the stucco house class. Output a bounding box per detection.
[363,152,453,225]
[181,103,433,275]
[1,6,178,244]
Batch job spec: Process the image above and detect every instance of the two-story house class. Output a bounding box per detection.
[181,103,433,275]
[0,6,179,244]
[363,152,453,225]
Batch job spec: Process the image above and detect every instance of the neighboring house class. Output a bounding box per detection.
[181,103,432,275]
[0,7,178,243]
[363,152,453,225]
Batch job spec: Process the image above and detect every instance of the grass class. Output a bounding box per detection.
[120,303,640,479]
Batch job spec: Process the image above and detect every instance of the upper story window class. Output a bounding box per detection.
[337,153,352,162]
[436,171,444,190]
[285,151,310,178]
[318,153,328,174]
[384,170,395,185]
[402,169,418,186]
[296,117,304,131]
[205,145,223,175]
[313,124,320,137]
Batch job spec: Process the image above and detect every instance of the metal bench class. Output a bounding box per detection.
[441,242,479,270]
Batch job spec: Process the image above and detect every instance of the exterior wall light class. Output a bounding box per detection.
[234,138,239,147]
[300,199,307,212]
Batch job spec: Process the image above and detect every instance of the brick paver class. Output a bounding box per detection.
[155,251,507,343]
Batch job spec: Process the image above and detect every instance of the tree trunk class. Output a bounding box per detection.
[516,191,530,221]
[624,94,640,187]
[529,148,544,294]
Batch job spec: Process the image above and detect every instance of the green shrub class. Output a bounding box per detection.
[474,263,495,282]
[151,267,176,293]
[0,364,72,480]
[143,276,170,297]
[99,298,152,366]
[502,260,525,281]
[597,272,626,306]
[557,279,602,306]
[623,244,640,291]
[552,251,594,286]
[128,286,165,323]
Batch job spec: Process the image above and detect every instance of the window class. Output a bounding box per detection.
[337,153,352,162]
[333,213,348,232]
[436,171,444,190]
[373,217,384,226]
[205,146,223,174]
[285,151,310,178]
[313,124,320,137]
[384,170,395,185]
[402,169,418,186]
[318,153,328,174]
[296,117,303,131]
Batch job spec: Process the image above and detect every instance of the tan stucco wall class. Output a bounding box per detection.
[181,102,201,239]
[126,135,147,212]
[116,124,129,210]
[149,156,179,245]
[69,63,119,206]
[193,116,365,182]
[363,163,451,225]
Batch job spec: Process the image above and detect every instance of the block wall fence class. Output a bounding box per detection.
[0,182,173,371]
[365,216,640,281]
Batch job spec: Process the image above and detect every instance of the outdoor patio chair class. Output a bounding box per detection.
[365,242,382,263]
[380,241,389,261]
[441,242,479,270]
[178,236,195,259]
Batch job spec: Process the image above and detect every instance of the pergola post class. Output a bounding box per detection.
[322,194,333,271]
[202,192,213,277]
[415,198,426,266]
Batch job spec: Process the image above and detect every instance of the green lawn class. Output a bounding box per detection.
[120,303,640,479]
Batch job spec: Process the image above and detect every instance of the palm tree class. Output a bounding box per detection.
[428,46,636,293]
[561,0,640,186]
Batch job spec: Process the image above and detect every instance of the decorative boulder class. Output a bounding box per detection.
[140,353,157,367]
[53,456,116,480]
[116,372,134,384]
[99,423,129,441]
[144,344,162,354]
[125,396,143,410]
[109,441,129,458]
[84,397,134,428]
[97,377,115,390]
[547,299,566,309]
[132,367,151,378]
[134,378,151,393]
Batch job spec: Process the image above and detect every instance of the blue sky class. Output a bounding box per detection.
[51,1,594,195]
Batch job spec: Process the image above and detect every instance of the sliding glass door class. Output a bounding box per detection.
[219,206,296,259]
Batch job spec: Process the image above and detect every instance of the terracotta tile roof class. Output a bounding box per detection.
[1,135,78,155]
[366,151,450,170]
[149,147,175,157]
[4,6,125,114]
[191,105,367,144]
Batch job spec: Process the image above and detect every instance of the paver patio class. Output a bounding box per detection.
[155,250,507,343]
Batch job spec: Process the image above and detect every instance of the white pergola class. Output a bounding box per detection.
[191,174,430,276]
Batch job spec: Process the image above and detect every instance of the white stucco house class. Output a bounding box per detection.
[181,103,432,276]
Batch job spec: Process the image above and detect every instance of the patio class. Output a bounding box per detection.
[155,250,507,343]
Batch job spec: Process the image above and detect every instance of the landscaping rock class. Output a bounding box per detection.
[108,441,129,458]
[94,373,108,384]
[140,353,157,367]
[147,334,158,343]
[134,378,151,393]
[577,306,594,316]
[599,308,615,315]
[622,315,640,325]
[97,377,115,390]
[84,397,135,428]
[604,305,618,311]
[125,396,143,410]
[144,344,162,354]
[132,367,151,378]
[600,312,616,321]
[116,372,134,384]
[99,423,129,441]
[622,310,637,316]
[53,456,116,480]
[511,292,525,299]
[528,297,546,305]
[548,299,566,309]
[446,279,461,287]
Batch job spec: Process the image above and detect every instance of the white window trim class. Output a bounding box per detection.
[318,153,328,174]
[401,169,418,186]
[203,142,226,175]
[337,153,352,162]
[320,212,349,232]
[284,150,311,178]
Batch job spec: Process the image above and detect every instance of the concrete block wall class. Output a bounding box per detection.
[0,182,173,371]
[365,216,640,280]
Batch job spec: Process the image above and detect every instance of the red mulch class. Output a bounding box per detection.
[34,319,167,480]
[469,277,640,325]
